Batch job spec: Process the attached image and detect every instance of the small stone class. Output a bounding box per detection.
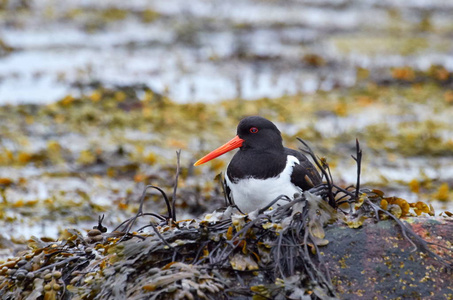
[87,229,102,237]
[16,270,27,280]
[16,260,27,267]
[23,263,32,271]
[6,269,16,275]
[90,235,104,242]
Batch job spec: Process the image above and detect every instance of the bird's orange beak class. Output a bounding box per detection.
[194,135,244,166]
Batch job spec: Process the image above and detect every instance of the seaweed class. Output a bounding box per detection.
[0,140,451,300]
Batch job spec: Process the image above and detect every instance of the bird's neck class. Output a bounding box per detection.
[228,148,287,181]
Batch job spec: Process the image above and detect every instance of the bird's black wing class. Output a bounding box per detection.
[285,148,322,190]
[224,177,234,206]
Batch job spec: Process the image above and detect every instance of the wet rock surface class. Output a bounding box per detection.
[324,218,453,299]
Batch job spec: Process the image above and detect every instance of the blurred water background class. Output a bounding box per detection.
[1,0,452,104]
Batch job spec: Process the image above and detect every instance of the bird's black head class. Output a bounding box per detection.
[237,116,283,151]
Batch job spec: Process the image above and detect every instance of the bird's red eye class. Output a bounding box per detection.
[249,127,259,133]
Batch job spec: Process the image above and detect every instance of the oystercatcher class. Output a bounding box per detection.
[194,116,322,213]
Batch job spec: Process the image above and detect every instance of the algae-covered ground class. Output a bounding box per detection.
[0,74,452,260]
[0,0,452,269]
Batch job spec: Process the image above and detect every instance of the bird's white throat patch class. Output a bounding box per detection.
[226,155,301,213]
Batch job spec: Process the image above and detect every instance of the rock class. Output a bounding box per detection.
[323,218,453,299]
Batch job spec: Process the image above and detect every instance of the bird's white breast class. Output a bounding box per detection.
[225,155,301,213]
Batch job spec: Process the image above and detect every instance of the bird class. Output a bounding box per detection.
[194,116,322,213]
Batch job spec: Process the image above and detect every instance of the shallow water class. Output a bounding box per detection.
[1,0,452,104]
